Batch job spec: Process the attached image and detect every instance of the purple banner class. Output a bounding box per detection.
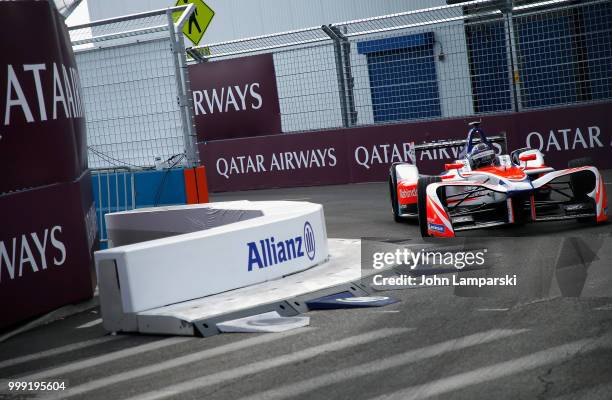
[0,1,87,194]
[199,102,612,192]
[512,104,610,167]
[189,54,281,141]
[0,171,98,330]
[0,0,95,330]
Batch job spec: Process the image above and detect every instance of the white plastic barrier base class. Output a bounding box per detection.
[95,201,362,336]
[137,238,361,336]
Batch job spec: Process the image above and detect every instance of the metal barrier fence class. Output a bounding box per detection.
[193,0,611,132]
[71,0,611,168]
[69,5,198,169]
[91,168,136,246]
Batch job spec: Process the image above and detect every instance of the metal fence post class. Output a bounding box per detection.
[167,5,199,167]
[322,25,350,128]
[502,1,522,112]
[331,26,358,126]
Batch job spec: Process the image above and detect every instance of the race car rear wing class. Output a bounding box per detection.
[412,132,507,154]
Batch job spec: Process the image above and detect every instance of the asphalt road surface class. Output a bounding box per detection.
[1,171,611,400]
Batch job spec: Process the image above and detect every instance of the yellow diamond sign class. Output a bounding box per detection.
[172,0,214,46]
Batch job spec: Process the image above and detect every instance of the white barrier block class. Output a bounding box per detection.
[95,201,329,332]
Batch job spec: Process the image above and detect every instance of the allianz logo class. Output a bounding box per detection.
[247,221,316,271]
[400,188,417,198]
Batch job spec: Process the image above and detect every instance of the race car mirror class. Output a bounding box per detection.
[519,153,537,162]
[445,162,464,170]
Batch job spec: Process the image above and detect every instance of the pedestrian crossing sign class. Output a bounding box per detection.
[172,0,214,46]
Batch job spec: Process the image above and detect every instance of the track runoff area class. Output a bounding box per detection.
[1,172,611,400]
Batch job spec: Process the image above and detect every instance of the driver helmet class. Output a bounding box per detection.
[469,143,495,170]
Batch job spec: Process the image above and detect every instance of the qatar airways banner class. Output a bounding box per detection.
[0,1,87,194]
[0,1,95,330]
[0,171,98,329]
[189,54,281,141]
[199,102,612,192]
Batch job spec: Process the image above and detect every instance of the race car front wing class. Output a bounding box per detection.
[423,166,607,237]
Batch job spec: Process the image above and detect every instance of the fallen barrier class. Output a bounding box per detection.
[95,201,365,336]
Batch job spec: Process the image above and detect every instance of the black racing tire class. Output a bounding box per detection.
[568,157,595,200]
[389,170,402,223]
[417,176,443,237]
[568,157,596,223]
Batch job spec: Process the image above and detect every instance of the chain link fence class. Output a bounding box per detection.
[69,5,197,169]
[71,0,611,168]
[512,0,612,109]
[193,0,611,133]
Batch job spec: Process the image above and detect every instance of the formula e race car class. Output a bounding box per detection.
[389,122,608,237]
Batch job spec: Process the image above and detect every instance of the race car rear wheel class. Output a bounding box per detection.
[417,176,442,237]
[388,174,402,223]
[568,157,596,223]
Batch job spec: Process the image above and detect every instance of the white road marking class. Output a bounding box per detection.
[76,318,103,329]
[514,297,559,308]
[367,333,612,400]
[477,308,510,312]
[0,336,122,370]
[49,328,311,399]
[123,328,411,400]
[593,304,612,311]
[238,329,527,400]
[16,336,192,381]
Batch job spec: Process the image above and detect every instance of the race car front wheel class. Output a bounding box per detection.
[389,176,402,223]
[388,166,403,223]
[417,176,442,237]
[568,157,595,200]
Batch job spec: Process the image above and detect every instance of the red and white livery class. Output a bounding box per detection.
[388,122,608,237]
